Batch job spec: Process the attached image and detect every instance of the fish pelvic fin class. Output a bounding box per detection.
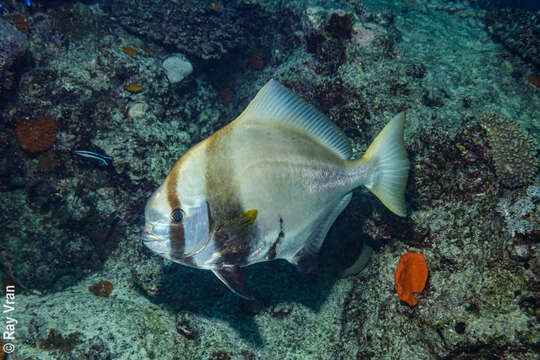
[358,111,409,217]
[212,265,254,300]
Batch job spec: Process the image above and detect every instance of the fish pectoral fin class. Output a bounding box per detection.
[217,209,258,239]
[212,266,254,300]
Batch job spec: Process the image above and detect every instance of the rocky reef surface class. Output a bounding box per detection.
[0,0,538,359]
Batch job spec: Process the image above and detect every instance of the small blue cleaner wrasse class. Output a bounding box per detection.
[143,79,409,299]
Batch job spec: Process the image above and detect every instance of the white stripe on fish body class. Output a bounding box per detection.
[171,142,209,205]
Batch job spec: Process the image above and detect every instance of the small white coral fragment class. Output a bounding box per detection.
[162,54,193,83]
[127,102,148,119]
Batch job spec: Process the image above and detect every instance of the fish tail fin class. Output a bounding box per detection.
[357,111,409,217]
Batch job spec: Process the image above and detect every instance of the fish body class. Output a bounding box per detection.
[122,46,138,57]
[143,80,409,299]
[124,84,142,92]
[74,150,113,166]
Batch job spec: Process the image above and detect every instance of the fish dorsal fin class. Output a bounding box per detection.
[237,79,352,159]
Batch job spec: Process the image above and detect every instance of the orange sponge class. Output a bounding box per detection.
[15,116,57,153]
[395,252,428,306]
[88,280,114,297]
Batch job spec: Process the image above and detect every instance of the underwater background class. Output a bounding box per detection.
[0,0,538,359]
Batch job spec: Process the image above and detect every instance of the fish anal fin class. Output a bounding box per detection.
[212,266,254,300]
[290,193,352,272]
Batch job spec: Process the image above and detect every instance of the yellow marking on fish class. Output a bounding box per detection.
[244,209,257,224]
[221,209,258,230]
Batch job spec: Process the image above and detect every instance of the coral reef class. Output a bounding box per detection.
[410,111,537,215]
[108,0,253,60]
[481,112,538,188]
[0,0,538,359]
[0,18,28,69]
[11,13,30,34]
[0,0,230,295]
[51,2,103,42]
[0,188,125,291]
[497,184,539,237]
[485,7,540,67]
[304,7,353,72]
[0,17,29,96]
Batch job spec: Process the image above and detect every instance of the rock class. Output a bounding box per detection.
[0,18,29,70]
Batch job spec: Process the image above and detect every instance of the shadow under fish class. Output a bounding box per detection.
[142,79,409,300]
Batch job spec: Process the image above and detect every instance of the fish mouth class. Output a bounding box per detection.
[143,220,170,238]
[142,222,215,260]
[142,222,171,255]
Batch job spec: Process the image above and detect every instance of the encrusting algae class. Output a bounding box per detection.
[395,252,428,306]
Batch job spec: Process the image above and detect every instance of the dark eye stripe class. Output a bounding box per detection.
[171,208,184,223]
[164,168,186,258]
[169,222,185,256]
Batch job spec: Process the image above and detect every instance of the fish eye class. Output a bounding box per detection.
[171,208,184,223]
